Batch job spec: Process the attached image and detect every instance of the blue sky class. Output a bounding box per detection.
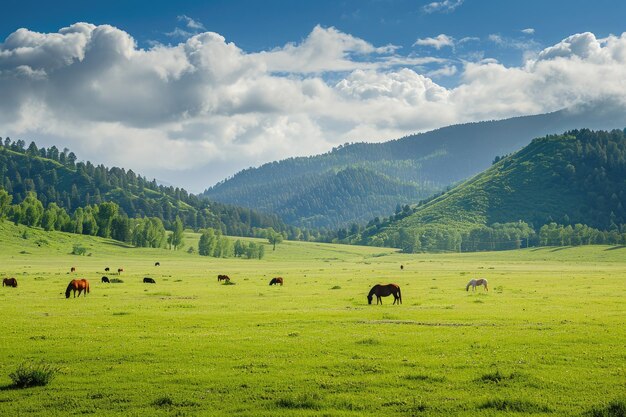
[1,0,626,191]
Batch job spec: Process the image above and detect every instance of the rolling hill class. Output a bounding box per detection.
[0,141,290,236]
[356,129,626,251]
[203,103,626,229]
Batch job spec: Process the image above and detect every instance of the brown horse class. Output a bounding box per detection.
[367,284,402,305]
[104,267,110,272]
[217,274,230,282]
[70,267,76,273]
[117,268,124,274]
[155,262,160,267]
[65,279,90,298]
[3,278,18,288]
[269,277,283,286]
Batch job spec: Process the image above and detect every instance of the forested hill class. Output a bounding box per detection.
[355,129,626,251]
[0,139,288,236]
[203,105,626,229]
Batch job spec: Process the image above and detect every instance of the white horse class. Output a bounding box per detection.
[466,278,488,292]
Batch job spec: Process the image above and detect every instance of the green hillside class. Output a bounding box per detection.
[203,108,626,228]
[0,139,289,236]
[357,129,626,251]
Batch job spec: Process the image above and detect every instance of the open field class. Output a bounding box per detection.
[0,221,625,416]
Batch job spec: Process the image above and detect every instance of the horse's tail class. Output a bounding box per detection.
[65,281,73,298]
[483,279,488,291]
[398,286,402,304]
[86,281,90,294]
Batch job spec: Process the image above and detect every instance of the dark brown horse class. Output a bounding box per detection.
[70,267,76,273]
[217,274,230,282]
[65,279,90,298]
[3,278,18,287]
[104,267,110,272]
[155,262,160,267]
[117,268,124,274]
[367,284,402,305]
[101,276,110,283]
[269,277,283,286]
[143,277,156,284]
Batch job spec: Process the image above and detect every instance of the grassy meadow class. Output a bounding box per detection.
[0,221,624,416]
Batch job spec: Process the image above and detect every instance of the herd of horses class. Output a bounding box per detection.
[4,261,489,304]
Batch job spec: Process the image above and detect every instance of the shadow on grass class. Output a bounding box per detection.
[604,245,626,251]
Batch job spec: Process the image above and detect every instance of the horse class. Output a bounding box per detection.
[217,274,230,283]
[143,277,156,284]
[65,279,90,298]
[269,277,283,286]
[3,278,17,288]
[104,267,110,272]
[117,268,124,275]
[101,276,110,283]
[70,267,76,273]
[367,284,402,305]
[400,264,404,270]
[155,262,160,267]
[466,278,488,292]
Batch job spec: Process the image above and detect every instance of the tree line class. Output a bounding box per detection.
[0,137,299,238]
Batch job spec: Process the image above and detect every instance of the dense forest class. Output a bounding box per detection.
[346,129,626,252]
[0,137,295,238]
[204,107,626,228]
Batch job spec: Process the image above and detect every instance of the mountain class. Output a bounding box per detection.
[356,129,626,251]
[202,103,626,229]
[0,140,290,237]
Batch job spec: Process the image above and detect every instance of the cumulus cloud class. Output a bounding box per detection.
[423,0,465,14]
[2,23,626,191]
[413,34,455,50]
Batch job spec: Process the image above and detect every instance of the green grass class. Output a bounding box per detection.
[0,220,624,416]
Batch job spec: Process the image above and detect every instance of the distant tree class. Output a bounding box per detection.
[267,228,283,251]
[20,192,44,227]
[234,239,245,257]
[111,216,132,242]
[96,202,119,238]
[0,188,12,219]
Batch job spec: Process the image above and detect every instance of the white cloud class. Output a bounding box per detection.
[167,15,205,38]
[413,34,455,50]
[2,24,626,191]
[178,15,205,31]
[521,28,535,35]
[423,0,464,14]
[488,33,539,51]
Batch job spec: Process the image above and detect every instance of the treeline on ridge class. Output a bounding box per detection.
[338,129,626,252]
[0,137,296,238]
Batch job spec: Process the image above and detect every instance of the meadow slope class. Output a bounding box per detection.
[0,221,624,416]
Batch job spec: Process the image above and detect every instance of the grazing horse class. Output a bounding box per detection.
[269,277,284,286]
[117,268,124,275]
[155,262,160,267]
[400,264,404,270]
[101,276,110,283]
[3,278,18,288]
[70,267,76,273]
[466,278,488,292]
[217,274,230,283]
[104,267,110,272]
[367,284,402,305]
[65,279,90,298]
[143,277,156,284]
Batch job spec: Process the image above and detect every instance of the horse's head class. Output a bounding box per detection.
[367,294,373,304]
